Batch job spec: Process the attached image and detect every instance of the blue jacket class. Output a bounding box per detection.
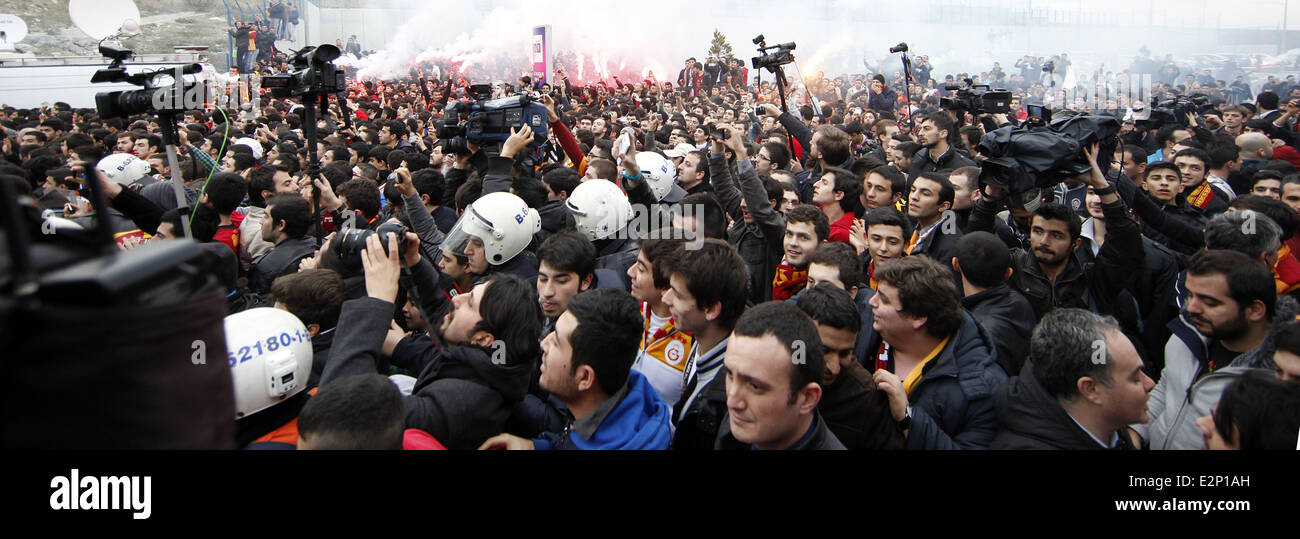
[905,311,1008,450]
[534,371,673,450]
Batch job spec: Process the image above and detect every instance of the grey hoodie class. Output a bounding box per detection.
[1134,296,1299,450]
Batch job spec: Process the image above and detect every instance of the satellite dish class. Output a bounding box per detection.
[68,0,141,41]
[0,14,28,50]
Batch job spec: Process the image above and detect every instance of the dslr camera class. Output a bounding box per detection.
[332,221,410,265]
[435,84,550,155]
[940,78,1013,115]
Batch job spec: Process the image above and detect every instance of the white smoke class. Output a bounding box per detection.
[331,0,1296,86]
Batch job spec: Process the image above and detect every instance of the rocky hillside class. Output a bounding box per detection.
[3,0,247,66]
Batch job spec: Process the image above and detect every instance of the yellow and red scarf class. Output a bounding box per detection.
[1186,181,1215,210]
[772,259,808,301]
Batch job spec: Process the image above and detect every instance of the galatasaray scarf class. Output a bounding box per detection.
[771,259,808,301]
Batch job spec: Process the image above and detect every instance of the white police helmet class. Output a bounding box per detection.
[566,179,633,241]
[634,151,685,202]
[95,153,151,186]
[225,307,314,419]
[443,191,541,266]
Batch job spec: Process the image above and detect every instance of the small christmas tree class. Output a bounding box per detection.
[708,29,734,61]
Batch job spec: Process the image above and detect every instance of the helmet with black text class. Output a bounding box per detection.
[96,152,151,186]
[225,307,314,419]
[443,191,542,266]
[566,179,633,241]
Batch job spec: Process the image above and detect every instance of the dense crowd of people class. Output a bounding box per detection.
[8,39,1300,451]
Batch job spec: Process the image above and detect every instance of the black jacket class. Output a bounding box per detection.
[671,365,729,451]
[248,236,318,294]
[818,361,905,450]
[321,257,534,450]
[903,312,1008,449]
[969,192,1143,322]
[990,362,1137,450]
[715,411,846,450]
[868,88,898,113]
[961,282,1035,377]
[908,145,976,179]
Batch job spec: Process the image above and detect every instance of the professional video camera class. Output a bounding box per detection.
[91,44,204,119]
[751,35,796,72]
[261,44,346,98]
[1130,95,1208,130]
[940,78,1013,115]
[434,83,550,155]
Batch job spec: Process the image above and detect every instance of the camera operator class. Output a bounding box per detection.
[970,143,1144,325]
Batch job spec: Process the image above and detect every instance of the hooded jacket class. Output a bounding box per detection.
[1134,296,1299,450]
[533,371,673,450]
[904,311,1008,450]
[322,258,535,450]
[991,361,1138,450]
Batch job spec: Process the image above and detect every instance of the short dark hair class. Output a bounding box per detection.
[202,172,247,215]
[761,142,791,170]
[1032,202,1082,240]
[298,373,406,450]
[245,166,277,207]
[475,273,544,367]
[869,165,908,197]
[1207,143,1239,169]
[1187,249,1277,320]
[1212,371,1300,449]
[537,231,597,283]
[564,289,644,395]
[1275,320,1300,357]
[874,255,963,339]
[266,194,313,239]
[796,283,862,333]
[680,192,727,239]
[865,206,912,238]
[542,167,581,199]
[732,301,825,403]
[160,204,219,242]
[1122,144,1149,163]
[353,162,379,181]
[1030,308,1122,400]
[914,172,955,208]
[954,231,1010,288]
[411,168,445,203]
[636,235,684,289]
[659,239,748,331]
[1173,147,1210,169]
[920,110,955,138]
[337,178,381,220]
[786,203,830,242]
[1257,91,1280,110]
[1144,160,1181,180]
[229,152,256,172]
[808,242,862,289]
[270,268,346,331]
[821,166,863,214]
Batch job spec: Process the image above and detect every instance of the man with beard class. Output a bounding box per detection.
[1136,249,1299,450]
[908,112,974,179]
[323,233,543,450]
[972,144,1143,321]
